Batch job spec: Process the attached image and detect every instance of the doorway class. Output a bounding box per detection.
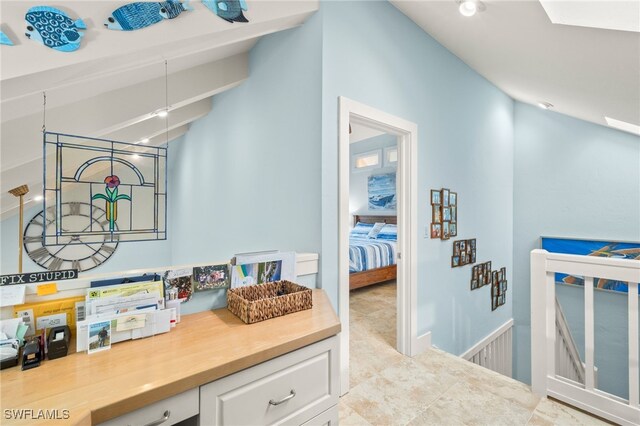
[338,97,420,395]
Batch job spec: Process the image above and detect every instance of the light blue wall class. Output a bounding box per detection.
[320,1,514,355]
[349,134,398,216]
[513,101,640,397]
[168,12,323,312]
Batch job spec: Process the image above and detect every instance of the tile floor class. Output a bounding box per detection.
[340,281,608,426]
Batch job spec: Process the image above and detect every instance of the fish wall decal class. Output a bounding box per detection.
[0,30,14,46]
[202,0,248,23]
[105,0,193,31]
[25,6,86,52]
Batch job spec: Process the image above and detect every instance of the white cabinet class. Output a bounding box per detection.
[200,336,339,426]
[98,388,199,426]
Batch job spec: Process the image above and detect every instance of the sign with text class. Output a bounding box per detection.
[0,270,78,286]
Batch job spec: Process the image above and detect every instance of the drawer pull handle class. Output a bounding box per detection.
[269,389,296,406]
[143,410,171,426]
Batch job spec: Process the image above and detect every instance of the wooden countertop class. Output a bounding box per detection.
[0,289,340,425]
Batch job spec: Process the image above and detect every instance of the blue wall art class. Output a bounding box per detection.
[105,0,193,31]
[0,30,14,46]
[541,237,640,293]
[202,0,248,23]
[368,172,396,210]
[25,6,86,52]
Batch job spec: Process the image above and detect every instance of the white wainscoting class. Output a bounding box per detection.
[461,318,514,378]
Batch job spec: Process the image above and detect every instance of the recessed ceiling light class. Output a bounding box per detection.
[458,0,485,17]
[537,102,554,110]
[156,110,168,118]
[140,138,150,144]
[132,153,140,160]
[33,195,43,201]
[605,116,640,136]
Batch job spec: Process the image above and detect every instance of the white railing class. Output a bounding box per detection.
[531,249,640,426]
[555,298,588,385]
[462,319,513,377]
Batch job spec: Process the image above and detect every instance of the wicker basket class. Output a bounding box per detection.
[227,281,313,324]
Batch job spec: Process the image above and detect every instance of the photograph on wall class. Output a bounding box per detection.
[368,173,397,210]
[451,238,476,268]
[442,188,450,207]
[432,205,441,223]
[450,223,457,237]
[163,269,193,302]
[430,223,441,238]
[442,207,451,221]
[451,206,457,223]
[88,320,111,354]
[449,192,457,206]
[442,221,450,240]
[541,237,639,293]
[258,260,282,283]
[431,189,441,205]
[193,264,230,292]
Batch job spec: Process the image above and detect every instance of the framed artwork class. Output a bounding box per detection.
[431,190,441,205]
[368,173,397,210]
[442,207,451,221]
[429,187,459,240]
[432,205,442,223]
[452,256,460,267]
[430,223,442,238]
[540,237,639,293]
[491,266,508,311]
[442,221,451,240]
[451,238,476,268]
[442,188,450,207]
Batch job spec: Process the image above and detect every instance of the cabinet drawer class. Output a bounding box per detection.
[301,405,338,426]
[200,336,339,426]
[98,387,199,426]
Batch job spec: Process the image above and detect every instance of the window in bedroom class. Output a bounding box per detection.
[352,149,381,172]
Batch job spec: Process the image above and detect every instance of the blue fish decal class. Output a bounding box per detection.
[25,6,86,52]
[0,30,14,46]
[105,0,193,31]
[203,0,248,23]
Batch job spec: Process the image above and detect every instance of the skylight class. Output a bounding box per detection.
[605,117,640,136]
[539,1,640,33]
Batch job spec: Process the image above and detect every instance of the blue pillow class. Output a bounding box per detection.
[350,222,374,238]
[377,224,397,240]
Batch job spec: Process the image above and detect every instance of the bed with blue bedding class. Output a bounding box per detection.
[349,215,397,290]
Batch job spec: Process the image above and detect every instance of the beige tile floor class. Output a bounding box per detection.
[340,281,609,426]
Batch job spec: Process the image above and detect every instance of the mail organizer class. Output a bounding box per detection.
[227,281,312,324]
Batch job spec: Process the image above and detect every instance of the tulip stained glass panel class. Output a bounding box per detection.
[43,132,167,245]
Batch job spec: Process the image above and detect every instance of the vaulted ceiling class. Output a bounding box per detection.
[0,0,319,219]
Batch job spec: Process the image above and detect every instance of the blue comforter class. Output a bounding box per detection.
[349,237,397,273]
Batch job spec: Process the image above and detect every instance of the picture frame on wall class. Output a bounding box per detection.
[452,256,460,267]
[431,190,441,205]
[454,241,461,256]
[430,223,441,238]
[450,223,457,237]
[442,221,450,239]
[442,207,451,221]
[450,206,457,223]
[449,192,457,206]
[432,205,442,222]
[442,188,450,207]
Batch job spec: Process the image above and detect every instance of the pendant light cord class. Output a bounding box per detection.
[165,60,169,146]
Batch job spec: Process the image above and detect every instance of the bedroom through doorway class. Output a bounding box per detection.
[347,126,401,387]
[338,97,419,396]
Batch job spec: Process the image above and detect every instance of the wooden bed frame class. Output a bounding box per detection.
[349,215,397,290]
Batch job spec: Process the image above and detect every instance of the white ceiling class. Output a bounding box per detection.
[0,0,319,219]
[391,0,640,134]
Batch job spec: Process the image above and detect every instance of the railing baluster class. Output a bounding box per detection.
[629,281,639,408]
[585,276,595,391]
[546,270,556,380]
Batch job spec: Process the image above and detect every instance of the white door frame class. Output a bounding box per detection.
[338,96,419,395]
